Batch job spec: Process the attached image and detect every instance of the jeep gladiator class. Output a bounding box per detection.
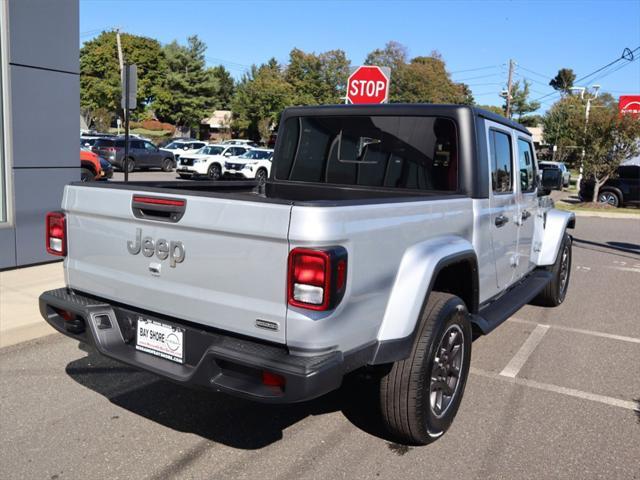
[40,105,574,445]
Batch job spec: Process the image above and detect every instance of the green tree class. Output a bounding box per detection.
[364,40,407,72]
[231,59,294,140]
[549,68,576,94]
[285,48,350,104]
[80,31,167,127]
[211,66,235,109]
[519,114,544,127]
[476,104,506,116]
[153,36,220,133]
[506,80,541,119]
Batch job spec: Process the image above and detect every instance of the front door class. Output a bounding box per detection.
[515,137,538,280]
[487,124,520,290]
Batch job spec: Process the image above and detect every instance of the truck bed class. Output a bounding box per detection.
[77,179,464,206]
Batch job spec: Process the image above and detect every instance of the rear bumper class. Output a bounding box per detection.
[39,288,346,403]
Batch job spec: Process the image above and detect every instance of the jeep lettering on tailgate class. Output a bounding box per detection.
[127,228,185,267]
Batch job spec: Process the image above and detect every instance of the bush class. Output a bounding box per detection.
[129,119,175,132]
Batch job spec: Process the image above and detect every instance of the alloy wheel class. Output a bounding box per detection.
[429,324,465,418]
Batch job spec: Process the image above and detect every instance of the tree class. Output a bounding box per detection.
[582,107,640,202]
[211,66,235,109]
[476,104,506,116]
[519,114,544,127]
[80,31,167,126]
[549,68,576,95]
[231,59,294,140]
[153,36,220,133]
[506,80,541,119]
[285,48,350,104]
[364,40,407,72]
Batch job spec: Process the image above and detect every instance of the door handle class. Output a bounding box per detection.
[521,210,531,221]
[495,215,509,227]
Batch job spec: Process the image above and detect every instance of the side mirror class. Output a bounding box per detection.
[539,168,563,195]
[224,151,232,157]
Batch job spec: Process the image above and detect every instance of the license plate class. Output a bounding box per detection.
[136,317,184,364]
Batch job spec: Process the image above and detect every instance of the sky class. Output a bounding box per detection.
[80,0,640,113]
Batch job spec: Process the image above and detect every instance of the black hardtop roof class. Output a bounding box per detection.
[281,103,531,136]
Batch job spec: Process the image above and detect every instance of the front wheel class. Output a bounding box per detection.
[208,163,221,180]
[379,292,472,445]
[161,158,173,172]
[80,168,95,182]
[125,158,135,173]
[255,168,268,185]
[532,233,572,307]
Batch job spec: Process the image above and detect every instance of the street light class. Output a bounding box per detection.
[569,85,600,191]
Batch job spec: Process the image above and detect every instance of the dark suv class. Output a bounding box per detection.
[579,164,640,207]
[92,138,175,172]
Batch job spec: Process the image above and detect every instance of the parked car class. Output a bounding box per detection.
[224,148,273,183]
[221,139,260,148]
[579,163,640,207]
[161,140,208,161]
[41,104,573,445]
[538,161,571,187]
[80,148,104,181]
[176,144,252,179]
[91,137,175,172]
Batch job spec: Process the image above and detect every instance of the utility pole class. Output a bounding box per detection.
[571,85,600,191]
[115,29,124,76]
[505,59,515,119]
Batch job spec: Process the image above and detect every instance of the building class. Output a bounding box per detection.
[0,0,79,269]
[200,110,232,141]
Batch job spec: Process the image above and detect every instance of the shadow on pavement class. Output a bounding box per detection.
[573,237,640,257]
[65,343,392,449]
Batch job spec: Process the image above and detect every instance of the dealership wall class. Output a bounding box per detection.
[0,0,79,269]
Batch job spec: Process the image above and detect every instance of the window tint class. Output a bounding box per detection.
[618,166,640,179]
[517,138,536,192]
[95,139,115,147]
[490,130,513,193]
[131,140,144,149]
[114,139,125,148]
[275,116,458,192]
[144,142,156,151]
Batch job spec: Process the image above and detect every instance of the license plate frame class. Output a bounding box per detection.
[135,317,185,364]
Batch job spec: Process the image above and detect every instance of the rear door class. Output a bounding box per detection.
[515,136,538,279]
[144,141,162,167]
[131,140,147,166]
[63,186,292,344]
[486,122,520,290]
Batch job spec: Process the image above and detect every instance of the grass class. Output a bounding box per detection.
[555,201,640,215]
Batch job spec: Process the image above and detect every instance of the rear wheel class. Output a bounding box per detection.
[208,163,221,180]
[80,168,95,182]
[598,191,620,207]
[532,233,572,307]
[161,158,173,172]
[379,292,472,445]
[125,158,135,173]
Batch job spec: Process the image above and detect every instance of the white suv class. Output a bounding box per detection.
[224,148,273,183]
[176,145,251,179]
[161,140,208,162]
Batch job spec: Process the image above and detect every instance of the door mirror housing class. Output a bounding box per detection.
[539,168,563,195]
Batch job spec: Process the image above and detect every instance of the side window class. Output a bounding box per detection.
[517,138,536,193]
[144,142,156,151]
[489,129,513,193]
[131,140,144,149]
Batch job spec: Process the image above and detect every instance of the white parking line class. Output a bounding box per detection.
[508,317,640,345]
[471,368,638,412]
[499,324,550,378]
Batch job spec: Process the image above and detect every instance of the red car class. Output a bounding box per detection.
[80,148,103,181]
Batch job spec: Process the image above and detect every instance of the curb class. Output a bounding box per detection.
[565,210,640,219]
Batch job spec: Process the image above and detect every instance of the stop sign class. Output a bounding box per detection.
[346,66,390,104]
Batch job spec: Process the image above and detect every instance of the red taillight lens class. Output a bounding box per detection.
[46,211,66,256]
[262,370,286,388]
[287,247,347,311]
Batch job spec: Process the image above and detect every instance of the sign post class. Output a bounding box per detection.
[121,64,137,182]
[346,66,390,104]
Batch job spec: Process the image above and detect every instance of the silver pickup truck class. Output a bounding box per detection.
[40,105,574,445]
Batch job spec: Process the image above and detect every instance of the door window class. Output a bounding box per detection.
[131,140,144,149]
[144,142,157,151]
[490,130,513,193]
[517,138,536,193]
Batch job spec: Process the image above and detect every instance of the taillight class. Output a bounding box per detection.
[46,211,66,256]
[287,247,347,311]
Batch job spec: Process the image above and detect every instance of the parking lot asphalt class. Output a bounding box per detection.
[1,209,639,479]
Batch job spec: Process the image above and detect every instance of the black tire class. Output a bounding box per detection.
[255,168,268,185]
[125,158,135,173]
[379,292,472,445]
[80,167,95,182]
[598,190,620,207]
[207,163,221,180]
[161,158,173,172]
[532,232,572,307]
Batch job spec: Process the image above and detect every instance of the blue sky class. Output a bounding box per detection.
[80,0,640,112]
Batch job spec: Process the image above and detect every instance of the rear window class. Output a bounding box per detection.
[94,139,114,147]
[274,116,458,191]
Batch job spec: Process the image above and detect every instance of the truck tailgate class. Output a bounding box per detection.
[62,185,291,344]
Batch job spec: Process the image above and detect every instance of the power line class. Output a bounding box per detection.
[455,72,503,82]
[517,65,551,81]
[450,65,501,75]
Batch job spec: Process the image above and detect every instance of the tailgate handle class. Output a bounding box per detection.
[131,195,186,223]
